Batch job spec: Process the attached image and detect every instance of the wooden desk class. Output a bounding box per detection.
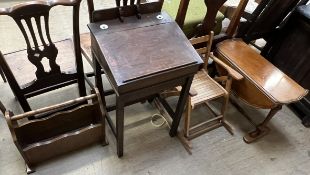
[88,11,203,157]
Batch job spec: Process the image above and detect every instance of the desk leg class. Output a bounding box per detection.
[0,66,6,82]
[93,57,105,101]
[116,96,125,157]
[170,75,194,137]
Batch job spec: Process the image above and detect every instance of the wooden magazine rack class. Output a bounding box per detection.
[4,89,107,173]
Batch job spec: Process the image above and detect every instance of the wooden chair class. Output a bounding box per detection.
[167,35,243,153]
[4,88,107,174]
[0,0,86,112]
[154,0,243,153]
[157,33,243,153]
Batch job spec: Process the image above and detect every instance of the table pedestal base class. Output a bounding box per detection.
[231,98,282,143]
[243,125,270,143]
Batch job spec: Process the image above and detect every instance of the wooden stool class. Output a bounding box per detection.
[215,39,308,143]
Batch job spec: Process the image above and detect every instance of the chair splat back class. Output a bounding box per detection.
[201,0,227,35]
[115,0,141,6]
[1,3,63,79]
[0,0,86,112]
[92,0,164,22]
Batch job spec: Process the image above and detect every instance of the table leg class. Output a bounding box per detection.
[170,75,194,137]
[116,96,125,157]
[243,105,282,143]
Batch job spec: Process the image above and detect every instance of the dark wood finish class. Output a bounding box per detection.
[4,88,107,173]
[92,0,164,22]
[215,39,308,143]
[80,0,165,100]
[0,66,6,82]
[236,0,308,42]
[80,0,116,96]
[0,0,86,112]
[89,11,202,157]
[175,0,190,27]
[263,4,310,127]
[0,100,5,114]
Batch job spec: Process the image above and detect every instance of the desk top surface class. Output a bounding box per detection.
[88,12,203,92]
[216,39,308,104]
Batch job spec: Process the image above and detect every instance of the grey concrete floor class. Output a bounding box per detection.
[1,1,310,175]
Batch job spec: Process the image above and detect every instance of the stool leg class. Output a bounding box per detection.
[243,105,282,143]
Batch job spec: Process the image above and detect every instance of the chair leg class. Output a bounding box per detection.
[221,95,234,135]
[221,76,233,135]
[243,105,282,143]
[17,95,32,112]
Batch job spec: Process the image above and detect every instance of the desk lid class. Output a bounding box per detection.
[89,13,202,87]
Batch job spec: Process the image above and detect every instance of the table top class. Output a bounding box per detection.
[88,11,203,94]
[216,39,308,104]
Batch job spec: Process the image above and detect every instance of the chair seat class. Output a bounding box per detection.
[4,39,76,88]
[80,33,92,60]
[163,0,225,35]
[190,70,227,107]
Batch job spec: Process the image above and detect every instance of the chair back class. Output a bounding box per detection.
[189,31,214,69]
[175,0,227,36]
[236,0,308,42]
[91,0,164,22]
[0,1,82,80]
[0,0,86,112]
